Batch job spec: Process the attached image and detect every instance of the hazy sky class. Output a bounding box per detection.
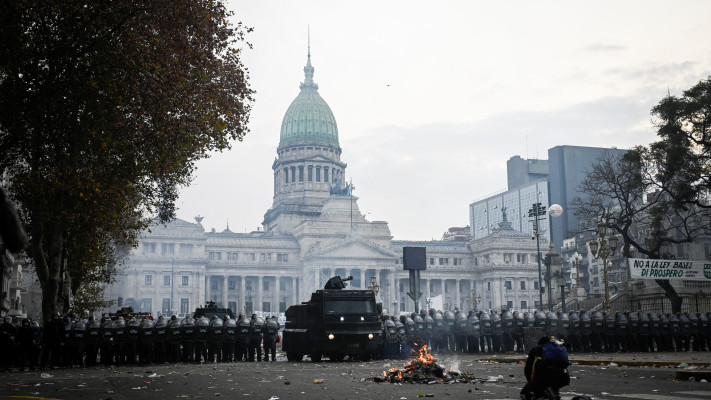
[176,1,711,240]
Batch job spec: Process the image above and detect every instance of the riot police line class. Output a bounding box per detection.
[377,308,711,359]
[0,312,281,370]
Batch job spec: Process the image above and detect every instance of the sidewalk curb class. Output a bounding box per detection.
[478,356,711,368]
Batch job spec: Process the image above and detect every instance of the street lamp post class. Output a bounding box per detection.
[557,272,566,313]
[589,224,618,312]
[367,275,380,297]
[528,200,547,310]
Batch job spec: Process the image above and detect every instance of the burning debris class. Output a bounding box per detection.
[367,344,484,384]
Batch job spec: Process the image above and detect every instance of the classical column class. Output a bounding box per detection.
[275,276,281,313]
[358,269,364,289]
[257,276,263,312]
[205,274,210,304]
[239,276,245,315]
[222,275,228,308]
[389,270,396,312]
[456,280,462,310]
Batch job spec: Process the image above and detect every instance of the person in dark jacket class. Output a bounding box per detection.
[42,312,66,369]
[1,316,17,370]
[520,336,570,400]
[17,319,39,370]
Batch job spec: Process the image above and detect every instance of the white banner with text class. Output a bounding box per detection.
[629,258,711,280]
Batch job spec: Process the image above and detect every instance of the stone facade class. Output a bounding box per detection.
[106,47,544,317]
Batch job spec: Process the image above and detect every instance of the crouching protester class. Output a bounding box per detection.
[520,336,571,400]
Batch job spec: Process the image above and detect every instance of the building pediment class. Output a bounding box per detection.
[306,237,398,261]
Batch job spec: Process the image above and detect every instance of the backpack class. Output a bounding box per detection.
[541,337,570,367]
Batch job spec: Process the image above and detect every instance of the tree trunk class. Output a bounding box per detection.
[31,222,66,323]
[656,279,683,313]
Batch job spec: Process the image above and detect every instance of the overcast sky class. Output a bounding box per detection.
[175,1,711,240]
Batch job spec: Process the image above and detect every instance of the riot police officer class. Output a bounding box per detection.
[479,311,493,353]
[194,315,210,363]
[180,316,196,362]
[602,312,616,352]
[153,316,168,363]
[637,311,651,352]
[248,314,264,361]
[568,311,581,353]
[454,310,468,354]
[263,316,280,362]
[112,316,127,364]
[393,316,407,359]
[412,312,426,352]
[443,310,456,352]
[501,309,515,352]
[659,313,673,352]
[207,315,224,362]
[166,315,182,362]
[70,318,87,366]
[223,316,237,362]
[614,312,628,352]
[590,310,604,352]
[16,319,38,371]
[62,316,73,367]
[491,311,504,353]
[0,316,16,370]
[85,316,101,366]
[648,311,661,352]
[512,311,525,353]
[138,317,155,364]
[466,311,481,353]
[580,310,593,352]
[99,316,114,365]
[236,314,250,361]
[401,314,417,358]
[431,310,445,353]
[125,317,141,364]
[382,314,398,359]
[626,311,639,352]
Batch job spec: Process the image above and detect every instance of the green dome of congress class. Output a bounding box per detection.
[279,49,340,151]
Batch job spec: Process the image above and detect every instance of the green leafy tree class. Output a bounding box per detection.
[573,77,711,313]
[0,0,253,322]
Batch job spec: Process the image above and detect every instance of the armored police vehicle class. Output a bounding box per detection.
[192,301,235,320]
[282,276,382,362]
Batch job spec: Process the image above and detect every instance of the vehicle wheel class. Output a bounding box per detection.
[329,353,345,362]
[310,352,322,362]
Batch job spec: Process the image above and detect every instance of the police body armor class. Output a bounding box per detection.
[660,313,671,334]
[502,310,514,335]
[615,312,628,336]
[383,317,398,343]
[112,317,126,343]
[154,316,167,343]
[443,310,456,334]
[432,310,445,339]
[669,313,680,334]
[479,311,493,336]
[126,317,141,343]
[569,311,580,335]
[195,316,210,342]
[492,312,503,336]
[237,317,250,344]
[394,317,407,343]
[591,311,604,334]
[467,312,481,337]
[401,315,416,342]
[545,311,559,336]
[72,319,87,344]
[581,311,593,335]
[649,312,661,335]
[249,316,264,342]
[30,320,41,344]
[167,317,182,344]
[63,318,73,344]
[455,311,468,336]
[209,316,224,343]
[180,316,196,342]
[86,318,101,344]
[224,318,238,343]
[558,312,570,337]
[638,312,651,336]
[101,318,114,344]
[139,318,155,343]
[263,317,280,343]
[534,310,547,328]
[513,311,525,335]
[413,314,425,340]
[685,313,696,336]
[423,314,435,341]
[524,311,535,328]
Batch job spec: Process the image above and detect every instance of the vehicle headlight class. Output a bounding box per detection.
[368,333,374,340]
[328,334,335,340]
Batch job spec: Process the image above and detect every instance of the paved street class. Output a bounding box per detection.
[1,351,711,400]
